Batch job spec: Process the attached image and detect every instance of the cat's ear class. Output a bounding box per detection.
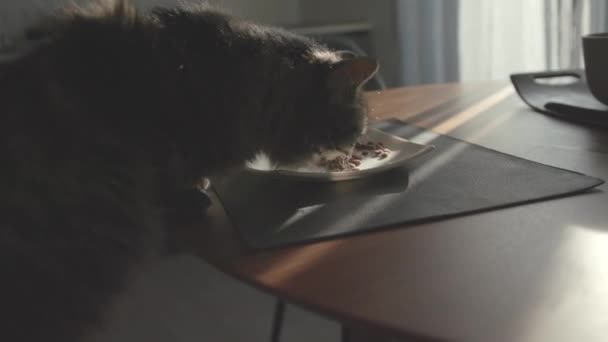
[336,50,357,60]
[328,57,379,90]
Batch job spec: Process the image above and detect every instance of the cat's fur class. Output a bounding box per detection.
[0,1,377,341]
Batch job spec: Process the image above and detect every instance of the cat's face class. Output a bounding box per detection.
[149,9,379,168]
[263,51,379,164]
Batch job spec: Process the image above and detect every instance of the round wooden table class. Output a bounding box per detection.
[172,82,608,342]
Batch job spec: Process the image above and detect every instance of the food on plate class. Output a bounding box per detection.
[315,140,392,172]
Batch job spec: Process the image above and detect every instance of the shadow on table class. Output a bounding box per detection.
[213,167,411,249]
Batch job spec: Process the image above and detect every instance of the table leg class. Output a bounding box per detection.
[270,300,400,342]
[341,324,392,342]
[270,299,286,342]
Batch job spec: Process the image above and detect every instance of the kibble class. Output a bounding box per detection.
[317,140,392,172]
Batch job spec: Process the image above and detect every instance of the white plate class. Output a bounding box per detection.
[245,128,435,181]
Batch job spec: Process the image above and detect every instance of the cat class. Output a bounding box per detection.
[0,0,379,341]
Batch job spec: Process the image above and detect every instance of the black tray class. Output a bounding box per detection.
[214,119,604,249]
[511,69,608,127]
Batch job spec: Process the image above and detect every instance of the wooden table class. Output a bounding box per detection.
[171,82,608,342]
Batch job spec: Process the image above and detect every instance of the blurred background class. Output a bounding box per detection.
[2,0,608,89]
[1,1,606,341]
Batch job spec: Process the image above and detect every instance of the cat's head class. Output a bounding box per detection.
[138,6,378,168]
[262,49,379,165]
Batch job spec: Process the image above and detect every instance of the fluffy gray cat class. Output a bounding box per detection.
[0,1,378,341]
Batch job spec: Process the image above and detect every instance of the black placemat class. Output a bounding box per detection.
[213,119,604,249]
[511,69,608,127]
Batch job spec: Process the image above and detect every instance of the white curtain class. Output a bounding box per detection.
[459,0,547,81]
[458,0,606,82]
[395,0,460,86]
[394,0,605,85]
